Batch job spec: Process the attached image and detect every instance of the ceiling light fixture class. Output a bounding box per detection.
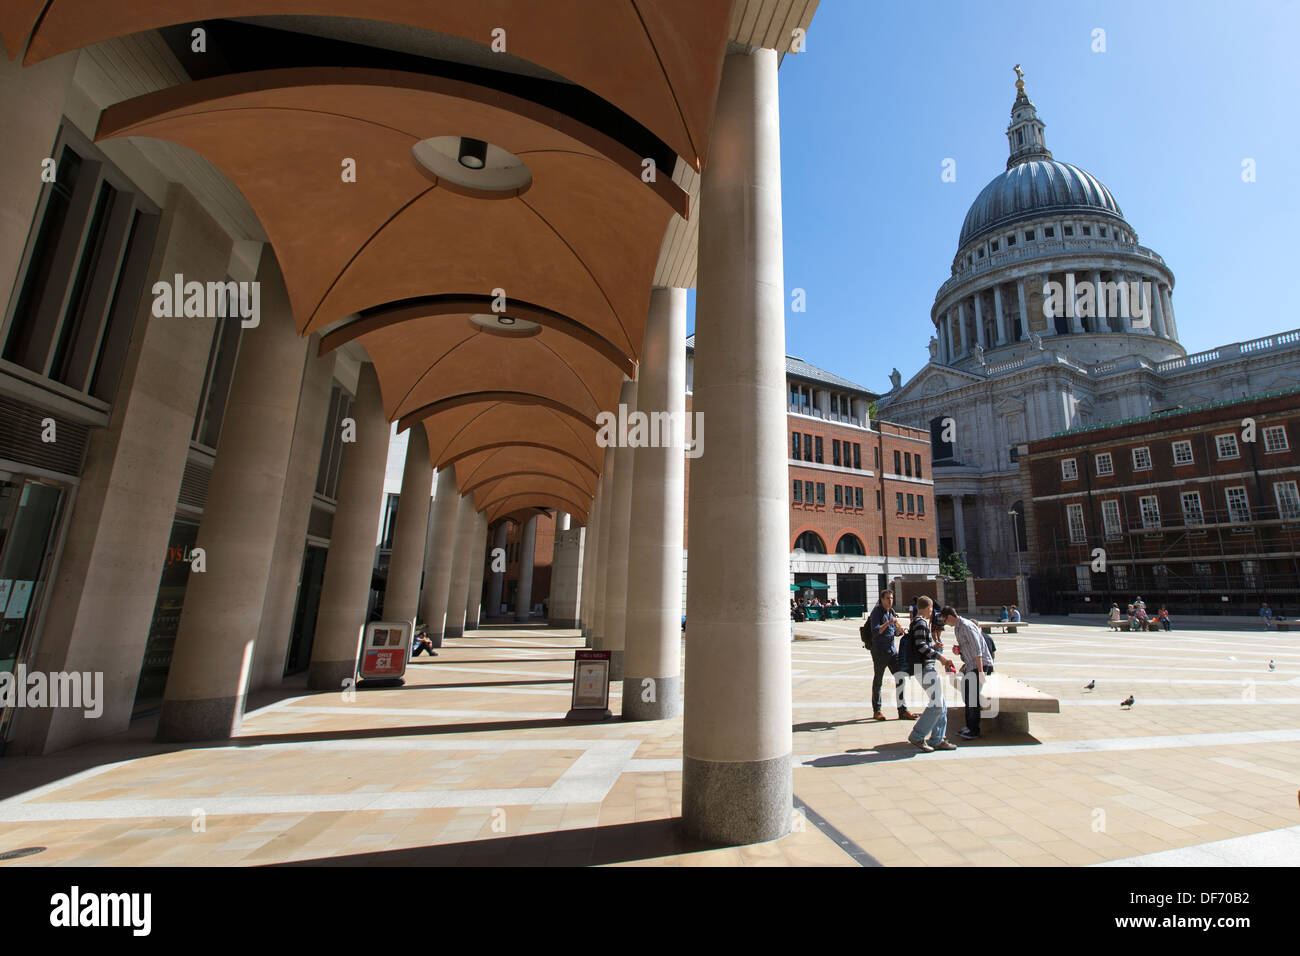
[497,315,516,326]
[458,137,488,169]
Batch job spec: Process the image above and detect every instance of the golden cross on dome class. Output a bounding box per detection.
[1014,64,1025,91]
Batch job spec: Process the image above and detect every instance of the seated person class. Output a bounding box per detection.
[411,626,439,658]
[1009,605,1021,622]
[999,605,1010,622]
[1157,606,1172,631]
[1108,603,1122,631]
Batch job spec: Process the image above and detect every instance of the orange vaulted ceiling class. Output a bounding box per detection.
[420,400,605,478]
[96,69,683,361]
[455,448,597,499]
[3,0,732,170]
[489,497,587,527]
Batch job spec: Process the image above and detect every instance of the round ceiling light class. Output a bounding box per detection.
[470,313,541,336]
[412,136,532,196]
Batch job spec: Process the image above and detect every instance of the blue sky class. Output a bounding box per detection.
[688,0,1300,393]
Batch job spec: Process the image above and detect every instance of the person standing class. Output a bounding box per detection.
[905,596,957,752]
[865,590,919,722]
[941,605,991,740]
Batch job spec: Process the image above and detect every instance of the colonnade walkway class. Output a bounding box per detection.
[0,620,1297,866]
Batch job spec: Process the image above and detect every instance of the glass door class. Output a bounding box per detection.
[0,476,68,738]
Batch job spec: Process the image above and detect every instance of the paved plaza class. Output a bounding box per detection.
[0,618,1297,867]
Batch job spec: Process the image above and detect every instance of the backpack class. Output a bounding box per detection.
[859,621,871,649]
[899,618,926,671]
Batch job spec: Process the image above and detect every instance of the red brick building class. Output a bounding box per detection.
[1020,389,1300,615]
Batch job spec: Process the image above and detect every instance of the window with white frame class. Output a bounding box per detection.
[1171,440,1194,465]
[1194,563,1212,584]
[1242,560,1259,589]
[1139,494,1161,528]
[1180,491,1204,526]
[1111,564,1128,589]
[1215,433,1239,459]
[1061,458,1078,481]
[1132,446,1152,471]
[1225,486,1250,523]
[1152,564,1169,586]
[1101,499,1122,540]
[1095,452,1113,476]
[1075,566,1092,592]
[1066,503,1087,543]
[1264,425,1289,453]
[1275,480,1300,520]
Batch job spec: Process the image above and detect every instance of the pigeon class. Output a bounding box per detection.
[1084,680,1096,691]
[1120,695,1135,708]
[1269,660,1276,671]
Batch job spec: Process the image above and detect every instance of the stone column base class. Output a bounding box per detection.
[548,618,579,628]
[444,625,464,639]
[620,675,681,721]
[156,695,243,742]
[682,753,793,845]
[307,659,357,691]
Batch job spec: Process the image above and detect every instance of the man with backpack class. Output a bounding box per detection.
[940,605,992,740]
[861,590,920,722]
[903,596,957,752]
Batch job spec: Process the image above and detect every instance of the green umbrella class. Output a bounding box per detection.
[790,584,800,591]
[796,580,829,589]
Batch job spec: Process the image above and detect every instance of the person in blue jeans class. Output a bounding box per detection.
[904,596,958,752]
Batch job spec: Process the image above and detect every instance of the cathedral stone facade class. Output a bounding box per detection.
[878,72,1300,577]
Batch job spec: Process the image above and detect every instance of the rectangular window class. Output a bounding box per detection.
[855,488,863,509]
[1264,425,1289,453]
[791,433,800,459]
[1132,446,1152,471]
[1066,503,1087,543]
[1242,560,1259,589]
[1275,480,1300,520]
[1216,433,1239,460]
[898,537,906,557]
[380,494,401,551]
[904,454,913,477]
[920,539,928,558]
[876,489,882,510]
[315,384,356,500]
[1171,440,1194,465]
[1112,564,1128,589]
[1139,494,1161,528]
[816,483,826,506]
[1225,486,1250,523]
[815,436,824,464]
[872,446,879,469]
[1045,226,1055,238]
[896,492,905,512]
[793,479,802,504]
[1061,458,1078,481]
[834,485,843,508]
[1153,564,1168,586]
[804,480,815,503]
[917,495,925,516]
[854,444,862,470]
[1095,452,1113,476]
[914,454,922,479]
[832,439,841,467]
[909,538,917,557]
[906,493,915,513]
[893,449,901,474]
[803,433,814,461]
[1194,563,1212,584]
[1075,566,1092,592]
[1101,499,1122,540]
[1181,491,1204,526]
[878,536,884,555]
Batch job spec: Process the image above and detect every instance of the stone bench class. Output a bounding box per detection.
[978,621,1029,635]
[928,672,1058,735]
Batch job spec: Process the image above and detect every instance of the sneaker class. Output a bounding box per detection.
[908,739,934,752]
[931,740,957,751]
[872,711,887,722]
[958,728,979,740]
[898,710,921,720]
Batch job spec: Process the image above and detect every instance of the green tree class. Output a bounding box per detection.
[939,549,970,582]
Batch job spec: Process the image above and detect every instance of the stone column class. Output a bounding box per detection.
[973,292,987,349]
[957,300,969,356]
[683,48,792,844]
[1069,273,1086,334]
[514,515,538,622]
[251,339,337,691]
[937,314,949,364]
[992,284,1006,345]
[420,467,460,645]
[579,485,601,641]
[12,185,231,755]
[952,495,968,557]
[549,523,584,628]
[464,510,489,629]
[624,287,687,720]
[382,426,433,629]
[307,363,389,690]
[486,521,509,617]
[591,447,617,645]
[443,493,477,638]
[1117,272,1134,333]
[155,252,307,740]
[1145,277,1163,337]
[1093,270,1105,332]
[1016,279,1029,340]
[1160,284,1178,340]
[603,378,638,679]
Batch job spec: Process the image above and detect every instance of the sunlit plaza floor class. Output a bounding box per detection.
[1,617,1298,866]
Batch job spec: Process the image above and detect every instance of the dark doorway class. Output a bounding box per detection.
[285,544,328,675]
[836,573,866,606]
